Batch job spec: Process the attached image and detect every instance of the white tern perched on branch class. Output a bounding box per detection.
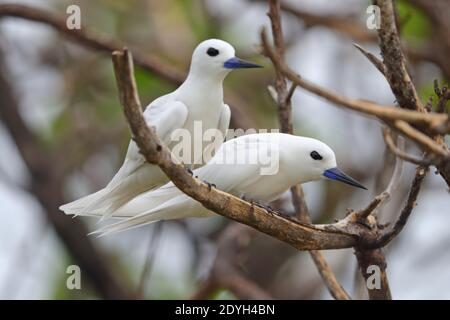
[60,39,261,216]
[83,133,367,236]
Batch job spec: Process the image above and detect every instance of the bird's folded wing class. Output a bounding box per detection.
[143,99,189,145]
[218,104,231,139]
[201,103,231,163]
[110,99,189,184]
[195,134,280,194]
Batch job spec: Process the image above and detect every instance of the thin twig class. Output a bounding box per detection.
[392,120,449,158]
[136,223,163,298]
[260,30,448,130]
[190,224,272,300]
[353,43,386,75]
[369,165,428,248]
[356,134,403,220]
[382,127,432,166]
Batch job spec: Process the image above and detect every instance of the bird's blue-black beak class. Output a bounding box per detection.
[323,167,367,190]
[224,57,262,69]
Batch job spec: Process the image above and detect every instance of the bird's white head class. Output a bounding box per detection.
[189,39,261,78]
[295,137,367,190]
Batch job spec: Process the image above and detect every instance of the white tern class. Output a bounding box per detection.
[84,133,367,236]
[60,39,261,217]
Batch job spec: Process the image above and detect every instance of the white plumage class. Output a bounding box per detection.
[59,39,260,217]
[86,133,366,236]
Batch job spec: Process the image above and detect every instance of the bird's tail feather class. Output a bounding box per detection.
[59,180,160,219]
[90,193,200,237]
[59,188,108,216]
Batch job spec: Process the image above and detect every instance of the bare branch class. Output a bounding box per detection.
[353,43,386,75]
[190,225,272,300]
[260,30,448,130]
[370,166,429,249]
[356,134,403,220]
[136,223,163,297]
[382,127,432,166]
[392,120,449,158]
[374,0,424,111]
[354,248,392,300]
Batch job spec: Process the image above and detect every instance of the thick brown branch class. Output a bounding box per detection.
[374,0,423,111]
[354,248,392,300]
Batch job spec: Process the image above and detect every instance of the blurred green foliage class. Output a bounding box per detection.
[397,0,432,46]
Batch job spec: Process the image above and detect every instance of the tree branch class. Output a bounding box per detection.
[374,0,424,111]
[382,127,433,166]
[260,30,448,130]
[369,165,428,249]
[190,225,273,300]
[354,247,392,300]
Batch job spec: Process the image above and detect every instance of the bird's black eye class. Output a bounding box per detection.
[207,47,219,57]
[310,151,323,160]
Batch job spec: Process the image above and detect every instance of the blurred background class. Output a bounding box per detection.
[0,0,449,299]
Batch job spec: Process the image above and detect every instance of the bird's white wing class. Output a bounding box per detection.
[91,135,281,235]
[109,97,189,185]
[202,103,231,164]
[196,134,280,195]
[71,97,189,215]
[218,104,231,139]
[143,97,189,145]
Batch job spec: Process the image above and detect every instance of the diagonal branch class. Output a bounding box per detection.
[260,30,448,130]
